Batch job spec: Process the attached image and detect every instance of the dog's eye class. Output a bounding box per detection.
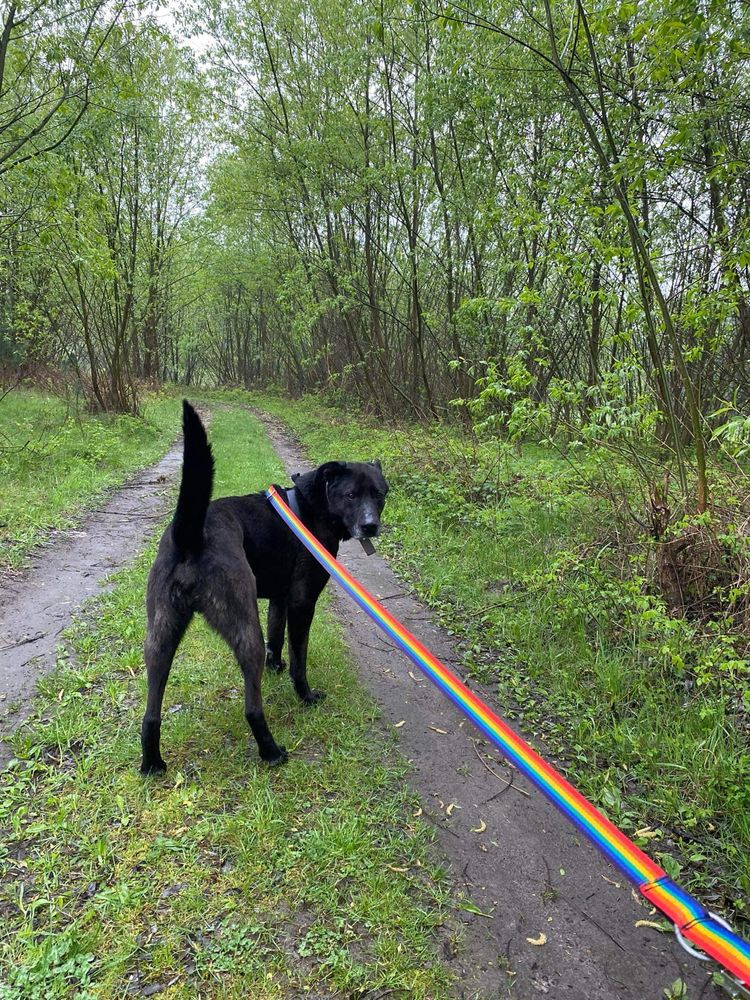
[346,491,356,500]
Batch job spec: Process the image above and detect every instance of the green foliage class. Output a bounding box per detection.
[0,388,177,568]
[1,11,210,410]
[711,403,750,458]
[0,931,96,1000]
[3,0,750,471]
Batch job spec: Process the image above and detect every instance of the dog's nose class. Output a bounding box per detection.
[361,520,379,537]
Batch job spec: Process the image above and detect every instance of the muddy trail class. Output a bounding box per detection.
[0,440,182,764]
[0,405,723,999]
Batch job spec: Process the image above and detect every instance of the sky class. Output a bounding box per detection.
[151,0,213,56]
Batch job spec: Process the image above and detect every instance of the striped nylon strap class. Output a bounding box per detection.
[266,485,750,988]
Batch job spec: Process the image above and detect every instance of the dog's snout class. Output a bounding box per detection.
[361,520,379,537]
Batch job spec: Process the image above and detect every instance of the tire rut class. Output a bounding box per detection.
[0,439,183,764]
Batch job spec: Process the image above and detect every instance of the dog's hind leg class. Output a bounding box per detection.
[199,569,288,765]
[265,598,287,673]
[140,608,192,775]
[287,602,326,705]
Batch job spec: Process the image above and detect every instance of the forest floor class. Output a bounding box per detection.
[0,392,728,999]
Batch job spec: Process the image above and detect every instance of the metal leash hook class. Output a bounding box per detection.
[714,972,750,1000]
[674,913,750,999]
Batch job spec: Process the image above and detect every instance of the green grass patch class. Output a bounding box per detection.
[0,387,178,570]
[242,390,750,930]
[0,404,454,999]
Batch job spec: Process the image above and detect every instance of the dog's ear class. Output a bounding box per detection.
[369,459,382,471]
[294,462,345,506]
[316,461,346,491]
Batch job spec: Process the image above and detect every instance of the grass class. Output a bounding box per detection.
[0,405,455,999]
[0,386,178,570]
[239,389,750,931]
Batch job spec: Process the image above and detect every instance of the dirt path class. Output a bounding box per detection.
[0,440,183,763]
[256,411,722,1000]
[0,405,725,998]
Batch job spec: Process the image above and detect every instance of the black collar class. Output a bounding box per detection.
[286,486,302,520]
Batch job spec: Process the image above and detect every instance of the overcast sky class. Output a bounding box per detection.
[152,1,213,56]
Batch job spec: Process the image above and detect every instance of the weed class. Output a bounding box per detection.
[663,978,689,999]
[0,930,96,1000]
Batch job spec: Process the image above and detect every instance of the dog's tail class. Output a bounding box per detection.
[172,400,214,554]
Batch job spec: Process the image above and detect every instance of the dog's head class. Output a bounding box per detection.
[293,460,389,540]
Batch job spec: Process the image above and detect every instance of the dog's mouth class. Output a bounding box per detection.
[350,523,380,540]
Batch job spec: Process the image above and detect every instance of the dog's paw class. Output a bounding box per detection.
[140,757,167,776]
[265,651,287,674]
[262,745,289,766]
[302,689,326,706]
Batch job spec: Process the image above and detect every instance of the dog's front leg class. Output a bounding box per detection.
[265,598,287,673]
[242,660,288,766]
[287,602,326,704]
[227,627,288,766]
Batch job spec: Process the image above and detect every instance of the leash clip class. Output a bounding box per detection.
[673,912,750,999]
[715,976,750,1000]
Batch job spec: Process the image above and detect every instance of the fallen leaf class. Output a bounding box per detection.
[394,720,406,728]
[459,901,494,918]
[159,883,186,900]
[413,807,423,817]
[471,819,487,833]
[526,933,547,946]
[387,865,408,873]
[635,826,658,840]
[430,726,448,734]
[446,802,460,816]
[141,985,165,997]
[635,919,666,932]
[408,671,420,682]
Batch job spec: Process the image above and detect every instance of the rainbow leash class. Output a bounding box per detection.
[267,485,750,991]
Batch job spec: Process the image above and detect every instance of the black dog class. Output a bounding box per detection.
[140,401,388,774]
